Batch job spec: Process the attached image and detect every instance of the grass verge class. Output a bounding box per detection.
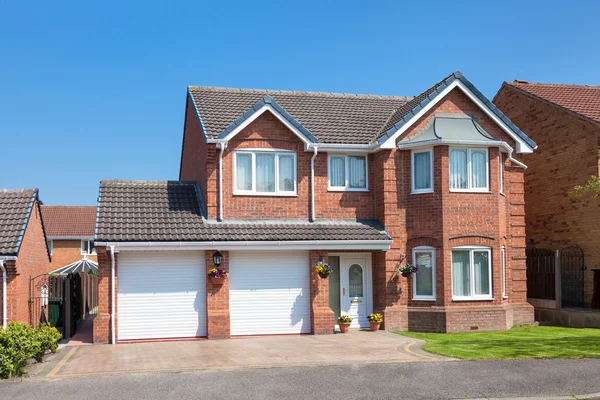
[396,325,600,359]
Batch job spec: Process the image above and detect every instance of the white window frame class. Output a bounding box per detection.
[501,246,507,299]
[411,149,434,194]
[47,240,53,256]
[327,154,369,192]
[499,151,504,195]
[232,149,297,196]
[451,246,493,301]
[449,147,490,193]
[412,246,436,301]
[81,239,96,256]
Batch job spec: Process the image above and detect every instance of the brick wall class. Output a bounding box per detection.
[3,201,51,324]
[494,85,600,305]
[93,246,114,343]
[309,251,335,334]
[49,239,97,270]
[206,250,229,339]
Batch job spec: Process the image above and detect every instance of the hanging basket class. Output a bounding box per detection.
[209,276,226,285]
[318,272,330,279]
[401,271,412,278]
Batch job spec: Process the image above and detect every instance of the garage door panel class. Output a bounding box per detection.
[229,251,310,336]
[118,251,206,340]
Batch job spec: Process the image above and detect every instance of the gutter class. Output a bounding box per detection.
[218,141,227,221]
[310,146,318,221]
[94,239,393,252]
[0,256,17,329]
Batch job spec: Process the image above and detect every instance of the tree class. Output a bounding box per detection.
[570,175,600,198]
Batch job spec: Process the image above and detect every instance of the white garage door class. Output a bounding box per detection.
[229,251,311,336]
[118,251,206,340]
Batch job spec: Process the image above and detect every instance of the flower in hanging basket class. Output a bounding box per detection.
[396,264,418,278]
[315,261,333,278]
[207,267,228,279]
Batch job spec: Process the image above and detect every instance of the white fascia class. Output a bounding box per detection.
[50,236,94,241]
[94,240,393,251]
[206,105,315,151]
[379,80,535,154]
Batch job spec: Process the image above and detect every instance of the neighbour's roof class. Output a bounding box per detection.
[0,188,38,256]
[51,257,98,276]
[95,180,391,243]
[504,81,600,126]
[188,71,536,150]
[42,206,97,238]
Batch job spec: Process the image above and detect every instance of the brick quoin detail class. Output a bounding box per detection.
[206,250,229,339]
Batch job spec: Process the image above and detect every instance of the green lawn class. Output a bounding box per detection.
[396,326,600,360]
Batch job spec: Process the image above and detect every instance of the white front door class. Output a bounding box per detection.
[340,255,372,328]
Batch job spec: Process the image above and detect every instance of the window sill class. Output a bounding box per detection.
[233,192,298,197]
[411,190,434,195]
[449,189,491,194]
[412,297,436,301]
[327,188,369,193]
[452,297,494,302]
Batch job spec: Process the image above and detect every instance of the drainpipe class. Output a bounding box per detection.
[310,146,318,222]
[507,149,528,169]
[218,142,227,222]
[0,260,6,329]
[110,245,116,344]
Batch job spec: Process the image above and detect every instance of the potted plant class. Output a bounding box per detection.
[368,313,383,331]
[338,315,352,333]
[207,267,228,285]
[315,261,333,279]
[397,264,418,278]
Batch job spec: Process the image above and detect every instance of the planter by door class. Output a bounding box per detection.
[369,321,381,331]
[339,323,351,334]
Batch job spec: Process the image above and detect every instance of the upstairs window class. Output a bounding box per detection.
[233,150,297,195]
[328,154,368,191]
[81,240,96,256]
[449,148,489,191]
[411,149,433,193]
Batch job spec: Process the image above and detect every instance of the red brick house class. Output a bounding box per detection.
[0,189,51,328]
[93,72,537,343]
[494,81,600,309]
[43,206,98,271]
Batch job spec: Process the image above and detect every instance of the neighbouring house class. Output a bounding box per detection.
[93,71,537,343]
[0,189,51,328]
[494,81,600,321]
[42,206,97,270]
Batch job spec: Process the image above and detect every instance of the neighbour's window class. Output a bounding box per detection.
[449,148,489,191]
[451,247,492,300]
[328,154,368,190]
[81,240,96,256]
[233,150,297,195]
[412,247,436,300]
[411,150,433,193]
[47,240,53,256]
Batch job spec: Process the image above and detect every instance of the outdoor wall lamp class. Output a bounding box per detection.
[213,251,223,267]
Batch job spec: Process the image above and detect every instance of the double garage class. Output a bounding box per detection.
[117,250,311,341]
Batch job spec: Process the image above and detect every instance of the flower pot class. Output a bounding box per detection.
[318,272,330,279]
[338,322,351,333]
[369,321,382,331]
[209,276,226,285]
[401,271,412,278]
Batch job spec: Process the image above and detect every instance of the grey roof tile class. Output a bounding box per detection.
[95,180,390,242]
[0,188,38,256]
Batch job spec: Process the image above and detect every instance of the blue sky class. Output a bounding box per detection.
[1,0,598,205]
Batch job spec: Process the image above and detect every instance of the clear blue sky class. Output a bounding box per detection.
[1,0,599,205]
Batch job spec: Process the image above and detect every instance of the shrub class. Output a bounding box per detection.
[0,322,36,378]
[33,324,62,362]
[0,322,62,378]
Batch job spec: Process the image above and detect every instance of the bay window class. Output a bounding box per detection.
[233,150,297,195]
[451,246,492,300]
[449,148,489,191]
[412,247,436,300]
[328,154,368,191]
[411,149,433,193]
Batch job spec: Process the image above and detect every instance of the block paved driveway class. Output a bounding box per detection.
[37,330,446,378]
